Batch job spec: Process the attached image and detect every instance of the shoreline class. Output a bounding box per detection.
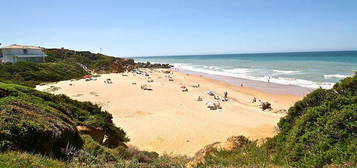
[36,69,303,156]
[176,68,314,96]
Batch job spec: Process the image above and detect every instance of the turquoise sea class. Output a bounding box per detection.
[135,51,357,89]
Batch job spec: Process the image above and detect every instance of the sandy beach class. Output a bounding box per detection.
[36,69,304,156]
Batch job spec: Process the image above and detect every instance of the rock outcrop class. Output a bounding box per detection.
[261,102,272,111]
[99,59,173,73]
[76,126,105,143]
[187,136,250,168]
[135,61,172,69]
[76,125,128,149]
[103,134,128,148]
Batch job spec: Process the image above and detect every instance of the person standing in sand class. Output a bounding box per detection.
[224,91,228,101]
[252,97,257,103]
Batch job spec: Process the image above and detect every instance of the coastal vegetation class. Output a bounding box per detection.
[44,48,171,73]
[0,82,127,157]
[0,48,171,88]
[197,72,357,167]
[0,49,132,88]
[0,62,86,87]
[0,49,132,87]
[44,48,120,72]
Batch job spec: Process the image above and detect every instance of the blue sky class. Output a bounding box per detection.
[1,0,357,57]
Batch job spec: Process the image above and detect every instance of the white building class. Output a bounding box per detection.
[1,44,47,63]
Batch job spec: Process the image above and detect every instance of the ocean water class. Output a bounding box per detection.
[135,51,357,89]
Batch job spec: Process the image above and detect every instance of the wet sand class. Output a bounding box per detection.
[178,69,313,96]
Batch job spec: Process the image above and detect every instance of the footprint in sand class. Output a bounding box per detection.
[72,94,83,97]
[122,110,152,118]
[89,91,99,96]
[44,86,61,93]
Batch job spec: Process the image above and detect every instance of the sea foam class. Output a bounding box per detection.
[135,51,357,90]
[324,74,349,79]
[172,63,333,89]
[273,70,301,74]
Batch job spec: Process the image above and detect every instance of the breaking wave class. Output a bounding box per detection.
[171,63,334,89]
[324,74,349,79]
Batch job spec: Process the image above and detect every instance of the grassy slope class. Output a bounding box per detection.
[0,135,189,168]
[0,151,66,168]
[0,83,127,158]
[201,73,357,167]
[0,48,125,88]
[275,73,357,167]
[0,62,86,87]
[44,48,122,72]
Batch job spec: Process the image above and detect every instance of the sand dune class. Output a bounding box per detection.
[36,69,303,156]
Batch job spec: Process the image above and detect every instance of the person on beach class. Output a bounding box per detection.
[223,91,228,101]
[197,96,203,101]
[241,83,243,87]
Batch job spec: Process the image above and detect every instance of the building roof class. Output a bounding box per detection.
[2,44,43,50]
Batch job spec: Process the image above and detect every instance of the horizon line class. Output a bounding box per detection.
[131,49,357,58]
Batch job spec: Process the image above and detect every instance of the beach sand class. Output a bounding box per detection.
[36,69,304,156]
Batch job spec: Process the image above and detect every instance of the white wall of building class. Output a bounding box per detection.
[1,48,46,63]
[2,48,44,55]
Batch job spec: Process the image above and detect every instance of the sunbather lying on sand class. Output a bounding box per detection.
[207,90,215,96]
[141,84,152,91]
[206,101,222,110]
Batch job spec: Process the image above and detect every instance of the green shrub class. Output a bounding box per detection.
[71,135,188,168]
[201,140,279,167]
[200,72,357,168]
[0,83,128,158]
[44,49,118,72]
[276,73,357,167]
[0,62,86,87]
[0,151,66,168]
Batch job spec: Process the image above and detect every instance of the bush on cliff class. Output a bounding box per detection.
[199,72,357,167]
[0,135,188,168]
[0,62,86,87]
[0,151,66,168]
[44,49,134,72]
[0,83,128,158]
[275,72,357,167]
